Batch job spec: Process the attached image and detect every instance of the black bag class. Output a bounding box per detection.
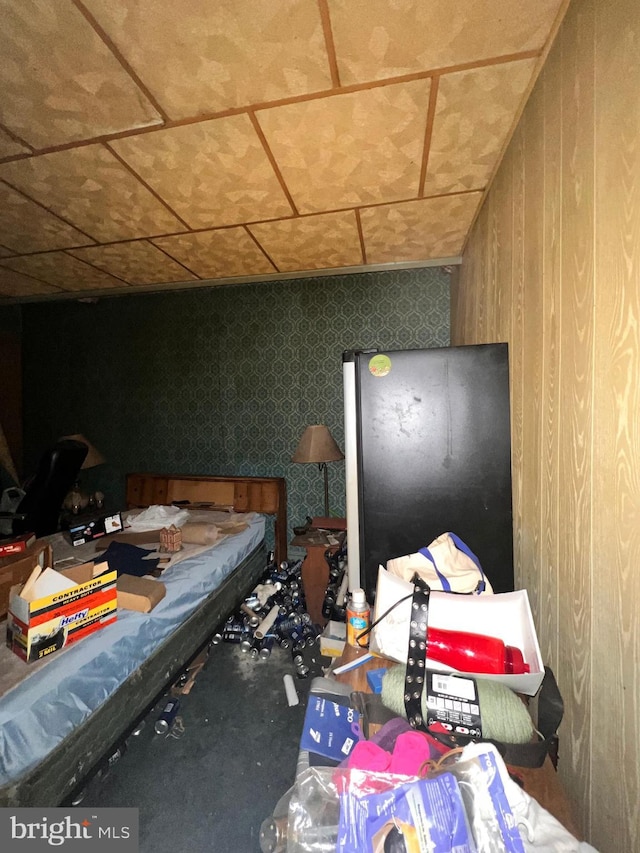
[400,574,563,768]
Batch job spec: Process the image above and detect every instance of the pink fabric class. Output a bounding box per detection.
[346,739,391,772]
[388,730,439,776]
[345,722,451,777]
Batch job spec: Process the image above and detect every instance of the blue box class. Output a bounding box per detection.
[366,667,387,694]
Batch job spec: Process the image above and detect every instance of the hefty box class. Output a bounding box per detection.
[6,561,117,663]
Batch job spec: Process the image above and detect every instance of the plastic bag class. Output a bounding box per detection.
[286,749,526,853]
[286,767,340,853]
[267,743,591,853]
[336,751,524,852]
[0,485,24,535]
[338,770,475,852]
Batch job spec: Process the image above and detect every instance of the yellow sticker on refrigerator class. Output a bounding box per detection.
[368,354,391,377]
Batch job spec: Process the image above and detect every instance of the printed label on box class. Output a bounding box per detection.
[425,671,482,739]
[299,697,362,762]
[68,512,123,546]
[6,568,117,663]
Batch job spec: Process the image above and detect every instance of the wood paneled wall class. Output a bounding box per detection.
[452,0,640,850]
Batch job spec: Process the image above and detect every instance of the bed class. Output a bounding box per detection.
[0,473,287,807]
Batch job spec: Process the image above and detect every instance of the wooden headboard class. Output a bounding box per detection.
[126,473,287,565]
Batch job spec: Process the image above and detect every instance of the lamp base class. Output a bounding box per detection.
[321,462,330,518]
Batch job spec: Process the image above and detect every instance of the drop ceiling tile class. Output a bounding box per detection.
[424,59,537,195]
[360,192,483,263]
[0,0,163,148]
[249,211,362,271]
[328,0,564,84]
[0,182,93,254]
[68,241,196,286]
[111,117,294,229]
[257,79,431,213]
[1,252,125,291]
[0,145,185,242]
[0,128,30,159]
[152,228,275,280]
[0,266,61,297]
[82,0,332,118]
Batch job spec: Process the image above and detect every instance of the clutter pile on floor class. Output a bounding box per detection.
[257,533,598,853]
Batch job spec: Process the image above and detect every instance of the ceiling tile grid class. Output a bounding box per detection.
[0,267,61,297]
[248,210,363,271]
[1,251,124,291]
[423,58,538,196]
[0,0,568,301]
[81,0,333,117]
[0,144,186,242]
[0,181,94,254]
[255,79,432,212]
[68,240,197,286]
[0,0,163,148]
[360,192,484,264]
[0,127,30,159]
[151,229,277,280]
[328,0,566,83]
[109,116,295,228]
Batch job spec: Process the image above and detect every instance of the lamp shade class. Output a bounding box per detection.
[292,425,344,464]
[59,434,105,469]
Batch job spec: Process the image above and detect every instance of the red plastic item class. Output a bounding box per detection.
[426,626,530,675]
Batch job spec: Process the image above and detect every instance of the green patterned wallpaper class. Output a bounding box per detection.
[21,267,450,547]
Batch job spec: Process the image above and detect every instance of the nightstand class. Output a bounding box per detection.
[290,527,345,626]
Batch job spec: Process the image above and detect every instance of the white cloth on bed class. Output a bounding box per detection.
[124,504,190,530]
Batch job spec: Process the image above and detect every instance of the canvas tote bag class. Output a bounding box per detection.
[386,531,493,595]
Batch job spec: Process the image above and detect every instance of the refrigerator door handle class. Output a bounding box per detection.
[343,356,360,592]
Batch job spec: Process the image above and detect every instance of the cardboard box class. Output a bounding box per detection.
[116,574,166,613]
[0,532,36,558]
[0,541,52,619]
[66,511,124,546]
[6,561,117,663]
[320,620,347,658]
[372,568,544,695]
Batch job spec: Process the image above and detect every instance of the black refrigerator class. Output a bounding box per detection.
[342,344,514,601]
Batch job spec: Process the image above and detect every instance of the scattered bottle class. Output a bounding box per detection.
[346,588,370,648]
[426,627,530,675]
[154,698,180,735]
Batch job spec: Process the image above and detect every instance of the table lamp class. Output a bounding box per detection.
[60,434,106,512]
[292,424,344,517]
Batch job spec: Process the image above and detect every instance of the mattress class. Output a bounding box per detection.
[0,511,265,800]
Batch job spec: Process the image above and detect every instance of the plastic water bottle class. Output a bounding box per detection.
[426,627,530,675]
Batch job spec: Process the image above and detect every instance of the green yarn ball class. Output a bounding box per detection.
[381,666,534,744]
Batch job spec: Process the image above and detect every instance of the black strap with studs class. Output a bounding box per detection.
[401,574,561,767]
[403,572,431,730]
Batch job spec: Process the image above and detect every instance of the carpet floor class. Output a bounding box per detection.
[75,640,319,853]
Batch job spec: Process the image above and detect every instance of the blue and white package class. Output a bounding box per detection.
[337,772,474,852]
[452,748,525,853]
[337,746,526,853]
[299,696,362,762]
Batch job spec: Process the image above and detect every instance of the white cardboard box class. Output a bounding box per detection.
[320,620,346,658]
[371,568,544,695]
